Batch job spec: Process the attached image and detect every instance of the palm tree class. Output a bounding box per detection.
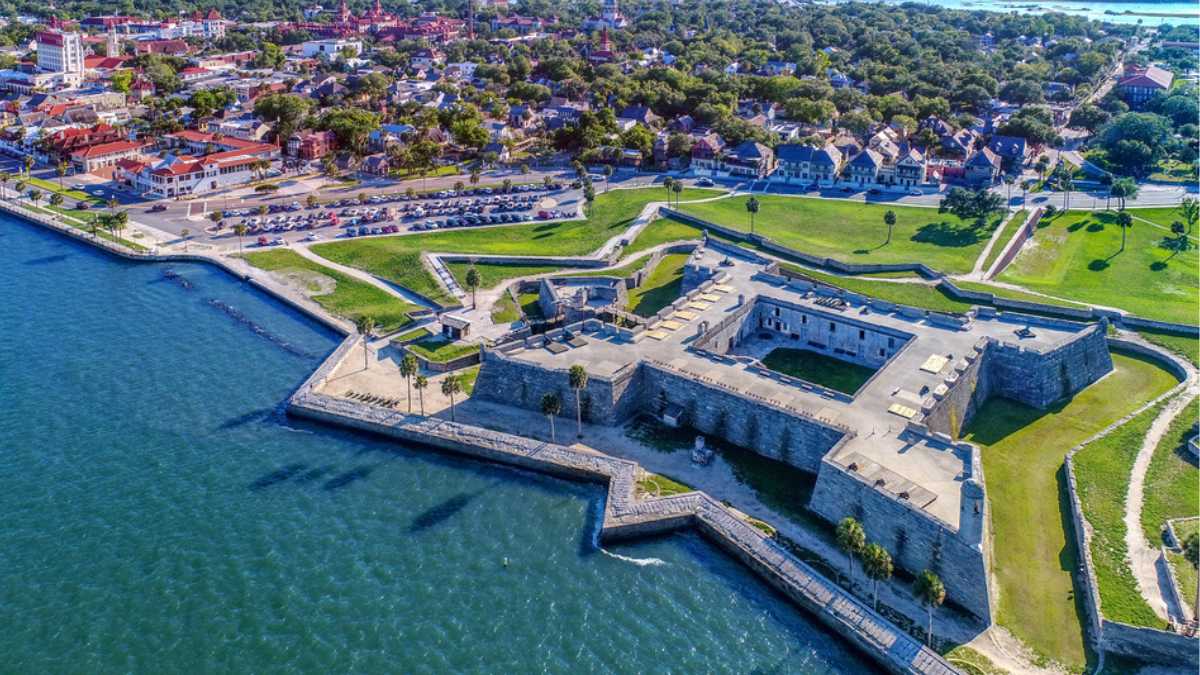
[464,266,481,308]
[835,517,866,577]
[208,210,224,229]
[1061,174,1074,210]
[746,196,760,235]
[14,179,24,198]
[1117,211,1133,253]
[414,375,428,416]
[502,178,513,194]
[662,177,674,205]
[1110,177,1138,211]
[469,168,481,186]
[454,180,465,193]
[111,210,128,242]
[602,164,613,193]
[1003,175,1014,205]
[568,365,588,438]
[356,316,377,371]
[56,161,67,190]
[671,180,682,206]
[1034,155,1049,182]
[181,227,191,251]
[914,570,946,647]
[0,171,10,198]
[306,194,319,209]
[540,392,561,442]
[28,189,42,206]
[23,154,34,177]
[441,375,462,421]
[862,543,893,612]
[399,353,418,412]
[883,210,896,245]
[258,204,269,219]
[233,223,247,253]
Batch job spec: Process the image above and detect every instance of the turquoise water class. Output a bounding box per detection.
[0,218,870,673]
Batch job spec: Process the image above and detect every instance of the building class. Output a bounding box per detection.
[1117,64,1174,106]
[773,143,842,187]
[287,130,336,159]
[70,139,148,172]
[584,0,628,31]
[117,145,275,198]
[963,147,1002,187]
[301,39,362,59]
[36,30,85,87]
[845,148,883,186]
[988,135,1028,168]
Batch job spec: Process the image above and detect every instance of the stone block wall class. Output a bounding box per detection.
[749,297,913,370]
[921,340,992,437]
[640,364,846,472]
[809,456,992,621]
[1101,620,1200,669]
[988,323,1112,409]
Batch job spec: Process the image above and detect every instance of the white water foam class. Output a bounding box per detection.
[589,500,667,567]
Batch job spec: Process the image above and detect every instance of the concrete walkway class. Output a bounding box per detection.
[1124,386,1199,623]
[967,209,1021,279]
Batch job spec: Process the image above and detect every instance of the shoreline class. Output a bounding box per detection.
[1,199,961,674]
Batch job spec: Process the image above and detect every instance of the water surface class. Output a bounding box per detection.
[0,218,870,673]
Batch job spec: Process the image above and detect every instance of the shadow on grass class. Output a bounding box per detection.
[911,221,987,248]
[1087,258,1110,271]
[629,277,683,317]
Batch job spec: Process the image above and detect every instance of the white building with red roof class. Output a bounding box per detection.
[1117,64,1174,106]
[71,139,149,172]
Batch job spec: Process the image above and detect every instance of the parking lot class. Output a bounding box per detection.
[212,181,575,248]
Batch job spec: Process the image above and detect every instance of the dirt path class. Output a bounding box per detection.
[964,626,1069,675]
[1124,386,1199,623]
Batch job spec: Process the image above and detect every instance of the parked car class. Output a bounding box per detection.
[695,177,714,187]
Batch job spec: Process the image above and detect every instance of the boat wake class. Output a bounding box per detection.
[589,500,666,567]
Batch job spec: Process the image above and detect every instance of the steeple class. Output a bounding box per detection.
[337,0,351,23]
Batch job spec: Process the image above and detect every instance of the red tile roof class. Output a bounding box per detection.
[72,139,148,159]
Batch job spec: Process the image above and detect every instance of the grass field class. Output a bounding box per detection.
[960,351,1180,669]
[950,280,1087,309]
[490,292,521,324]
[241,249,418,332]
[445,261,561,290]
[312,188,716,306]
[760,348,876,395]
[406,334,480,363]
[1138,330,1199,368]
[778,262,975,314]
[626,215,708,255]
[636,472,694,498]
[1167,550,1197,617]
[675,195,1003,274]
[980,209,1028,274]
[999,209,1199,325]
[1073,401,1169,629]
[1139,405,1199,545]
[627,253,689,317]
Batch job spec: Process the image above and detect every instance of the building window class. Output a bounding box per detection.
[859,329,865,340]
[829,322,836,333]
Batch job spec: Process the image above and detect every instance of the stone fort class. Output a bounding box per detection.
[472,243,1113,621]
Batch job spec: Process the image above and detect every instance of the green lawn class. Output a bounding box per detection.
[1167,550,1197,617]
[406,334,480,363]
[1137,330,1200,368]
[241,249,418,332]
[22,203,146,251]
[1140,405,1199,544]
[960,351,1180,670]
[391,326,432,343]
[760,347,876,395]
[312,188,716,306]
[1073,401,1169,629]
[25,176,102,204]
[459,365,481,395]
[518,291,545,320]
[980,209,1028,274]
[636,472,694,498]
[999,209,1199,325]
[627,253,689,317]
[950,280,1087,309]
[626,215,708,255]
[675,195,1003,274]
[445,261,561,290]
[490,292,521,325]
[779,262,975,314]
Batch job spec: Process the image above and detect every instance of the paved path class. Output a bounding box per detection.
[1124,385,1199,623]
[968,209,1021,279]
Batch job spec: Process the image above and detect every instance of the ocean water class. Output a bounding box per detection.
[0,217,871,673]
[851,0,1200,25]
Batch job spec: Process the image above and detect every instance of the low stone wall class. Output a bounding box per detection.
[985,208,1042,279]
[1060,337,1196,668]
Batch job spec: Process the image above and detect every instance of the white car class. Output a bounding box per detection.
[303,233,323,242]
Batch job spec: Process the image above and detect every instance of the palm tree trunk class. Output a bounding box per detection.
[449,395,455,422]
[406,376,411,412]
[926,608,933,646]
[873,580,879,611]
[548,415,556,442]
[418,390,425,416]
[363,341,370,371]
[575,395,582,438]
